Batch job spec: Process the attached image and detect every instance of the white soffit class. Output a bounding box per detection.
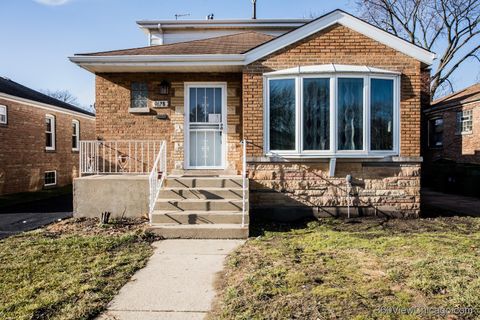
[244,10,435,65]
[264,64,402,76]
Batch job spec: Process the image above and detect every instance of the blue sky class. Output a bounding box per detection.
[0,0,478,108]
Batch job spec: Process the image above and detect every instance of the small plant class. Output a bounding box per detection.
[100,211,111,224]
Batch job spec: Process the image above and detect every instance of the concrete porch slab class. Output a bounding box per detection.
[98,239,245,320]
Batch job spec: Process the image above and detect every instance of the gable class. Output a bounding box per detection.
[246,24,419,70]
[244,10,435,65]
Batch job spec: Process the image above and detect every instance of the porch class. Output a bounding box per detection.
[75,140,249,239]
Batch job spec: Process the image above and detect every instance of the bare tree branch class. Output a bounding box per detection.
[356,0,480,98]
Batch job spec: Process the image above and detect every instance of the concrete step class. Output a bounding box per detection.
[155,199,245,211]
[165,177,243,188]
[159,188,244,200]
[147,224,249,239]
[151,210,249,224]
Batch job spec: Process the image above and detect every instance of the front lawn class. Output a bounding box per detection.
[0,218,157,320]
[212,217,480,320]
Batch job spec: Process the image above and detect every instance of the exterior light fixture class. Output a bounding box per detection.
[160,80,170,95]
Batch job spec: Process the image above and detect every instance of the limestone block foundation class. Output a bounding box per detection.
[248,160,421,220]
[74,175,149,219]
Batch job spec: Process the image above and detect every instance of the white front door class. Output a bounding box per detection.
[185,83,227,169]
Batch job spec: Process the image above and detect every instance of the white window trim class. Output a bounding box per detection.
[45,114,56,151]
[72,119,80,151]
[263,72,400,158]
[0,105,7,125]
[183,82,228,169]
[456,110,473,135]
[44,170,57,187]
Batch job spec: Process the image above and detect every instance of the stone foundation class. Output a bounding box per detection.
[248,160,421,219]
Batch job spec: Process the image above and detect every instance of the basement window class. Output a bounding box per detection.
[44,171,57,187]
[264,65,400,158]
[0,105,7,124]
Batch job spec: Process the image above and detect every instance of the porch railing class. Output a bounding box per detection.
[79,140,164,176]
[241,139,249,227]
[149,141,167,219]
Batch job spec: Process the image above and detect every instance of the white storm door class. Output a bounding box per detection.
[186,84,226,169]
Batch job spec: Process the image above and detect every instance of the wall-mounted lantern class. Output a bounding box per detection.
[160,80,170,95]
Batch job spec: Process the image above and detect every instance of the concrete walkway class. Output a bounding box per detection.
[99,239,245,320]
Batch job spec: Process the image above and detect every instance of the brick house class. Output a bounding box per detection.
[70,10,434,238]
[423,83,480,197]
[0,77,95,195]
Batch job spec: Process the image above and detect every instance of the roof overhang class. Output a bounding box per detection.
[136,19,310,31]
[70,10,435,73]
[69,54,245,73]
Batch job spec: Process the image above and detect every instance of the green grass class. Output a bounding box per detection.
[0,220,155,320]
[211,217,480,320]
[0,185,72,209]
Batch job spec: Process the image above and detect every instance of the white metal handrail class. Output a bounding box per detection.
[241,139,249,227]
[79,140,163,176]
[148,141,167,220]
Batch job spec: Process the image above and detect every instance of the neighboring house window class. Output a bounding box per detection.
[265,74,398,156]
[429,117,444,148]
[0,105,7,124]
[44,171,57,186]
[456,110,473,134]
[72,120,80,151]
[45,114,55,150]
[131,82,148,108]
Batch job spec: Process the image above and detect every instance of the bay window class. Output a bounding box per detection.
[265,66,399,157]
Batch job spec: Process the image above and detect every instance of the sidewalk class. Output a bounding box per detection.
[99,239,245,320]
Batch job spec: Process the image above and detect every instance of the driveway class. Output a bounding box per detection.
[0,193,73,239]
[422,188,480,217]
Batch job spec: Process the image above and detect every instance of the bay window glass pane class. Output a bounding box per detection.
[338,78,363,150]
[269,79,295,150]
[370,79,394,150]
[303,78,330,150]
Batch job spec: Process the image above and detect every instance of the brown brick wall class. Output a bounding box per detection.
[424,102,480,164]
[0,98,95,195]
[242,23,424,216]
[95,73,243,173]
[243,23,424,158]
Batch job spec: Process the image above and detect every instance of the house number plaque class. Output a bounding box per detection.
[154,100,169,108]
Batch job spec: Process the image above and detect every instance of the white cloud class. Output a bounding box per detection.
[34,0,72,6]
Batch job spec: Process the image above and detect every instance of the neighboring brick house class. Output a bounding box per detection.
[0,77,95,195]
[70,10,435,238]
[423,83,480,196]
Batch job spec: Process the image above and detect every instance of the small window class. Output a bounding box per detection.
[429,118,444,148]
[45,114,55,150]
[131,82,148,109]
[72,120,80,151]
[44,171,57,186]
[456,110,473,134]
[0,105,7,124]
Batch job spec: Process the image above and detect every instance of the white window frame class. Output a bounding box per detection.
[72,119,80,151]
[45,114,56,151]
[0,105,7,124]
[183,82,228,169]
[456,109,473,135]
[264,72,400,158]
[44,170,57,187]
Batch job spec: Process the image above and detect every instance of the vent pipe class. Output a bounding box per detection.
[252,0,257,19]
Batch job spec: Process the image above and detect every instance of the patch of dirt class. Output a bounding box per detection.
[45,217,150,236]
